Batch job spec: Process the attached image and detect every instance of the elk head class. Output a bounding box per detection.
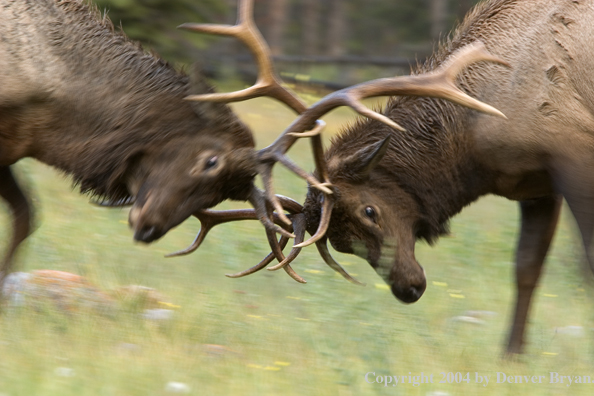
[302,135,428,302]
[127,136,258,243]
[125,95,258,243]
[295,44,509,303]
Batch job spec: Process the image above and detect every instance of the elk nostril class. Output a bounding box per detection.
[134,226,161,243]
[391,280,426,304]
[407,286,424,302]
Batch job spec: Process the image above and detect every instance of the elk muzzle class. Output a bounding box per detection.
[377,235,427,303]
[390,266,427,303]
[129,194,168,243]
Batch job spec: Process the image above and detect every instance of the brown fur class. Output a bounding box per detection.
[0,0,256,283]
[304,0,594,354]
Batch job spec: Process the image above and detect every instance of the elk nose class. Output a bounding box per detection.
[391,278,426,304]
[134,225,162,243]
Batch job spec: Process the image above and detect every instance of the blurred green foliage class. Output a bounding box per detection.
[344,0,483,56]
[93,0,229,62]
[92,0,483,63]
[347,0,433,56]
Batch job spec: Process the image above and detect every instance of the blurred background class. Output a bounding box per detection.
[93,0,481,88]
[2,1,594,395]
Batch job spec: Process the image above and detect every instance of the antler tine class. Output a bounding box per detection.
[271,154,333,194]
[287,119,326,138]
[263,196,320,275]
[262,200,309,284]
[221,195,308,281]
[165,224,207,257]
[293,133,333,248]
[226,235,290,278]
[180,0,307,114]
[260,166,291,225]
[310,134,330,190]
[248,187,295,239]
[283,263,307,283]
[294,194,334,249]
[267,213,307,271]
[268,120,331,198]
[263,221,307,283]
[316,238,364,286]
[165,207,292,258]
[425,42,510,117]
[275,194,304,215]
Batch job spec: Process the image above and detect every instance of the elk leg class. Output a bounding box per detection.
[506,195,561,355]
[551,162,594,271]
[0,166,32,288]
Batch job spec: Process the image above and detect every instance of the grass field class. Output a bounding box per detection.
[1,93,593,396]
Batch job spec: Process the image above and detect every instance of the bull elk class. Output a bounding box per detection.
[179,0,594,355]
[299,0,594,355]
[0,0,271,287]
[0,0,373,288]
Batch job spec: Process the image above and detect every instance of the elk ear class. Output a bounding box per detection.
[344,135,391,180]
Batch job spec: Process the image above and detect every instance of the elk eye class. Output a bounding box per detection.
[364,206,377,222]
[204,156,218,170]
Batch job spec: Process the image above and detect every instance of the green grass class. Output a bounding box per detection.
[1,95,593,396]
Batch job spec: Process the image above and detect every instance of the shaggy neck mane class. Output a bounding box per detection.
[327,0,517,242]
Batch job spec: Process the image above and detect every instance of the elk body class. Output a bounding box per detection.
[302,0,594,354]
[0,0,257,284]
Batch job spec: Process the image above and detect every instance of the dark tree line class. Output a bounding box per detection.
[93,0,229,62]
[94,0,482,63]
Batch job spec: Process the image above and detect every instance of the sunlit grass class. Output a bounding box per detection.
[0,91,593,395]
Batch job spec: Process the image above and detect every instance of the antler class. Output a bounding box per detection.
[260,41,508,159]
[257,40,508,249]
[167,194,308,283]
[180,0,334,249]
[180,0,306,113]
[168,194,363,284]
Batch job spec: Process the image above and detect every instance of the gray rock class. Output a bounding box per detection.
[555,326,585,337]
[1,272,31,302]
[142,308,174,321]
[54,367,75,377]
[165,382,191,393]
[464,310,498,318]
[449,316,486,325]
